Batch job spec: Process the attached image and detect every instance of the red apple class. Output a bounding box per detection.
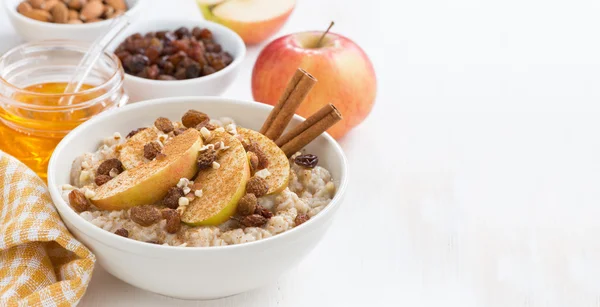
[197,0,295,45]
[252,30,376,139]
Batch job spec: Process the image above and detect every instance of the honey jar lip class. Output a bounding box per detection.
[0,39,124,107]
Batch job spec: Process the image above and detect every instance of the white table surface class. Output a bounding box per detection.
[2,0,600,306]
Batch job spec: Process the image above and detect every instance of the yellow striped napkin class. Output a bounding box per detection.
[0,151,95,307]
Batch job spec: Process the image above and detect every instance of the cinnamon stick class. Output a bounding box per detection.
[260,68,317,140]
[279,104,342,157]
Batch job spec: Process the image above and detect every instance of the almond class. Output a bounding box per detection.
[50,2,68,23]
[41,0,59,11]
[29,0,44,9]
[22,9,52,22]
[103,5,115,18]
[68,9,78,20]
[80,1,103,21]
[17,2,32,14]
[105,0,126,10]
[67,19,83,24]
[66,0,83,10]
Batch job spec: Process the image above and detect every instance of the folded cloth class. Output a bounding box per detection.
[0,151,95,307]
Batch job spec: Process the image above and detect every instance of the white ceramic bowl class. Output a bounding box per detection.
[108,19,246,103]
[4,0,145,42]
[47,97,348,300]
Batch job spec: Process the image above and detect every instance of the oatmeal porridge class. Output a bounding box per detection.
[62,110,337,247]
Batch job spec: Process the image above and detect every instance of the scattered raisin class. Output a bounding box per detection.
[96,158,123,176]
[247,151,259,174]
[255,205,273,219]
[114,228,129,237]
[173,127,188,136]
[130,205,161,226]
[295,214,310,226]
[163,209,181,234]
[240,214,268,227]
[143,141,162,160]
[154,117,174,133]
[126,127,146,138]
[68,189,90,212]
[95,174,111,186]
[181,110,210,128]
[294,154,319,168]
[244,141,268,169]
[163,187,184,209]
[246,176,269,197]
[197,148,217,170]
[237,193,257,216]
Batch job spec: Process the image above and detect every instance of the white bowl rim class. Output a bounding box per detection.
[47,96,349,253]
[5,0,144,29]
[114,19,246,85]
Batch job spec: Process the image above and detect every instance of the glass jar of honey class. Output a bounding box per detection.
[0,40,127,180]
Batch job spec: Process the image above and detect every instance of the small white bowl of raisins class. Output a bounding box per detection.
[110,19,246,102]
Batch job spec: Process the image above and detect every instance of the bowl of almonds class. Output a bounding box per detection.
[5,0,145,42]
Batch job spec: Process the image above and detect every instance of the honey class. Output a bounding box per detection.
[0,82,108,180]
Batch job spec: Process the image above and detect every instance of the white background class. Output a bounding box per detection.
[3,0,600,306]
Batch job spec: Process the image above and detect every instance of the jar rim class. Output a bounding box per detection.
[0,40,123,108]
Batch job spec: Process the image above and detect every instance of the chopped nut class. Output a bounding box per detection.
[194,189,203,197]
[113,132,122,140]
[96,158,123,176]
[212,161,220,169]
[240,214,268,227]
[182,110,210,128]
[114,228,129,237]
[178,196,189,207]
[197,148,216,170]
[246,176,269,197]
[247,151,259,174]
[157,134,168,144]
[254,168,271,179]
[61,184,75,191]
[199,127,211,141]
[154,117,174,133]
[95,174,111,186]
[163,209,181,234]
[255,204,273,219]
[294,154,319,168]
[130,205,161,226]
[295,214,310,226]
[83,188,96,199]
[237,193,257,216]
[69,189,90,212]
[183,186,191,195]
[126,127,146,138]
[108,168,120,178]
[143,141,162,160]
[156,152,167,160]
[163,187,184,209]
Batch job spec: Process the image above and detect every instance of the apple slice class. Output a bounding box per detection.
[119,128,159,170]
[91,129,203,210]
[197,0,295,45]
[237,127,290,195]
[182,131,250,226]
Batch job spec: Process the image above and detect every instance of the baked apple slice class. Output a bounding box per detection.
[237,127,290,195]
[91,129,203,210]
[182,130,250,226]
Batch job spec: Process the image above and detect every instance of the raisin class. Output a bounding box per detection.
[154,117,174,133]
[163,209,181,234]
[185,62,201,78]
[246,177,269,197]
[247,151,259,174]
[197,148,216,170]
[199,28,212,39]
[202,66,216,76]
[96,158,123,176]
[114,228,129,237]
[143,141,162,160]
[95,174,111,186]
[244,141,269,169]
[295,214,310,226]
[181,110,210,128]
[255,205,273,219]
[163,187,184,209]
[124,54,149,74]
[126,127,146,138]
[130,205,161,226]
[294,154,319,168]
[237,193,257,216]
[68,189,90,212]
[173,127,188,136]
[240,214,268,227]
[175,27,190,38]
